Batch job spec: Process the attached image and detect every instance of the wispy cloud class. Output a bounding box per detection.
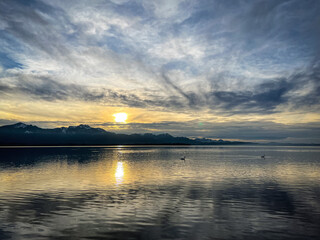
[0,0,319,141]
[0,62,319,114]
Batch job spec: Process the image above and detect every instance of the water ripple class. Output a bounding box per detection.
[0,146,319,239]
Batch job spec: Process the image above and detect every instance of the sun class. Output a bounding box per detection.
[113,112,127,123]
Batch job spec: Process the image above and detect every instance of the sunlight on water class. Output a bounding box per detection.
[0,146,319,240]
[115,161,124,184]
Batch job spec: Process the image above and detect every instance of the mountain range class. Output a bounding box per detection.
[0,123,249,146]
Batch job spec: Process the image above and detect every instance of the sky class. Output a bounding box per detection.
[0,0,319,143]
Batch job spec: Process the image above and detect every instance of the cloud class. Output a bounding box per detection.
[0,0,76,64]
[0,0,319,141]
[90,120,320,143]
[0,74,104,101]
[0,73,188,111]
[0,60,319,115]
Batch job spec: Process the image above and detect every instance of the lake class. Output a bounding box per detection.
[0,146,319,239]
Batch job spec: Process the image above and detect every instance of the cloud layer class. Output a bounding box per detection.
[0,0,319,141]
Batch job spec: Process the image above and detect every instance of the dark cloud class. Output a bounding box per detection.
[0,75,105,101]
[206,62,320,113]
[208,79,290,113]
[96,120,320,143]
[160,71,204,108]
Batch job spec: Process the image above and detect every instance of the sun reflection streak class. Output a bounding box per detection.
[115,162,124,184]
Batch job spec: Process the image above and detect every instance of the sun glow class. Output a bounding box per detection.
[115,162,124,178]
[113,113,127,123]
[115,161,124,184]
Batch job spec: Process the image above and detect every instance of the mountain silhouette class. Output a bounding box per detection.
[0,123,249,146]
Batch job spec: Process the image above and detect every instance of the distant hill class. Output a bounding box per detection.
[0,123,250,146]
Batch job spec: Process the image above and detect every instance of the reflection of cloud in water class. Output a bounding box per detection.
[0,146,320,239]
[0,181,319,240]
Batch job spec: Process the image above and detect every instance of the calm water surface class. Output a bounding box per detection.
[0,146,319,239]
